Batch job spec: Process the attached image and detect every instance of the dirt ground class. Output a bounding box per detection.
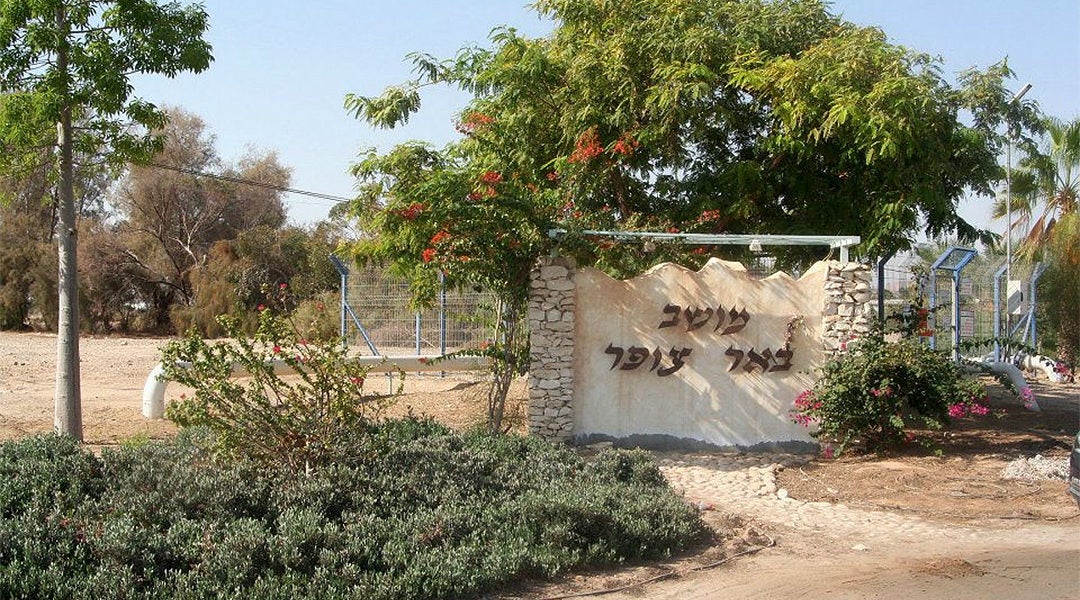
[1,331,1077,598]
[776,378,1080,524]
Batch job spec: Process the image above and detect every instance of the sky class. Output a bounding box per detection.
[132,0,1080,232]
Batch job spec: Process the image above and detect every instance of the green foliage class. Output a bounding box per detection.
[169,221,343,337]
[0,425,705,599]
[0,1,213,178]
[162,300,397,470]
[291,291,341,343]
[791,334,988,454]
[350,0,1035,272]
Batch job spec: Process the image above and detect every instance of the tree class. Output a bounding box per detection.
[0,0,212,439]
[346,0,1033,428]
[115,108,288,329]
[996,116,1080,365]
[171,224,342,337]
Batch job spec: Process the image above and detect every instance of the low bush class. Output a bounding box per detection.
[162,307,399,470]
[791,334,989,454]
[0,425,705,598]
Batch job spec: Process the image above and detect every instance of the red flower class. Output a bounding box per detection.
[568,127,603,164]
[279,282,288,290]
[257,304,266,312]
[479,170,502,185]
[611,133,640,156]
[546,171,559,181]
[431,230,451,245]
[350,376,364,386]
[398,202,426,221]
[421,248,437,263]
[455,111,494,134]
[272,345,281,354]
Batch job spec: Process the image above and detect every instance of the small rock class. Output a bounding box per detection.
[852,544,869,552]
[776,488,789,500]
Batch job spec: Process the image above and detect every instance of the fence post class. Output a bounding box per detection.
[876,251,895,329]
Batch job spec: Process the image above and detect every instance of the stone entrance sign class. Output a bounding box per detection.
[529,256,871,451]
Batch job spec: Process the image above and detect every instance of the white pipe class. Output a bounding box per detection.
[142,355,492,419]
[1019,354,1068,384]
[962,358,1040,412]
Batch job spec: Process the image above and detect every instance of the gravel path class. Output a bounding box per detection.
[655,452,1071,549]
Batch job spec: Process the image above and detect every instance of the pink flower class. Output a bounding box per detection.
[1020,387,1036,409]
[272,345,281,354]
[948,403,968,418]
[969,403,990,416]
[257,304,266,312]
[279,282,288,290]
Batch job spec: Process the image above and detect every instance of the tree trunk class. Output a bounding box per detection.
[54,5,82,440]
[1057,308,1078,372]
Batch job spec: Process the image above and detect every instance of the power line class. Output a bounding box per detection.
[145,161,353,205]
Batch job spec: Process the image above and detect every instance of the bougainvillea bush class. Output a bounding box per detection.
[791,334,990,454]
[0,427,705,599]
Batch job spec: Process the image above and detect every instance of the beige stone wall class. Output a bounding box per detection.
[527,256,576,442]
[527,257,873,450]
[823,261,874,355]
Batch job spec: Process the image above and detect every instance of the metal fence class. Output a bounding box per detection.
[335,248,1044,361]
[871,246,1041,359]
[340,264,497,356]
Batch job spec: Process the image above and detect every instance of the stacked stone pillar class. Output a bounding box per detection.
[822,261,873,356]
[527,256,576,442]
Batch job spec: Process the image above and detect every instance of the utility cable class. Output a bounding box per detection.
[144,161,353,205]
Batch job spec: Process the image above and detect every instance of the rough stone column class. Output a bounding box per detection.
[527,255,576,443]
[823,261,873,356]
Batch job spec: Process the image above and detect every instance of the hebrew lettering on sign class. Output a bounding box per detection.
[604,343,693,377]
[656,303,750,334]
[724,344,795,373]
[607,303,795,378]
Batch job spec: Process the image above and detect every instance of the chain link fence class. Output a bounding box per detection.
[343,265,498,356]
[871,246,1041,358]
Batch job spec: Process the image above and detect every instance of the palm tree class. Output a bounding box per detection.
[994,116,1080,366]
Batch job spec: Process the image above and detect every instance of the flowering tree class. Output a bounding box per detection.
[346,0,1039,430]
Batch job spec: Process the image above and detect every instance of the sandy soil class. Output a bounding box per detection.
[1,331,1077,598]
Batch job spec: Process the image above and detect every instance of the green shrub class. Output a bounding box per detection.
[791,334,988,454]
[291,291,340,343]
[162,308,400,470]
[0,424,705,599]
